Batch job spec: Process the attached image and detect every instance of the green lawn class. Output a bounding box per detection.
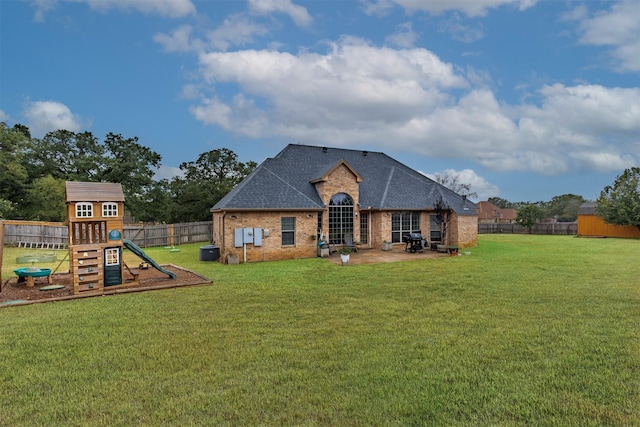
[1,235,638,426]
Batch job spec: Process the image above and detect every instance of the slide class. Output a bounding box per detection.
[123,239,177,279]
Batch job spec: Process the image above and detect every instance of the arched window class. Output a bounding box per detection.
[329,193,354,244]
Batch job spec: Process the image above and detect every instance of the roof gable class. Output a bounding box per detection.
[310,159,363,184]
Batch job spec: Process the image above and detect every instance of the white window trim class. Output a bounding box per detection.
[102,202,118,217]
[76,202,94,218]
[281,217,296,246]
[105,248,120,266]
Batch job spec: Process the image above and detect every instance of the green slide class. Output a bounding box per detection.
[123,239,177,279]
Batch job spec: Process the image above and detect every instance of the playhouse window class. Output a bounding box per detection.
[76,202,93,218]
[281,217,295,246]
[102,202,118,217]
[71,221,107,245]
[105,248,120,266]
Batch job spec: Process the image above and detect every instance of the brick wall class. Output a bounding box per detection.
[214,211,319,262]
[212,162,478,262]
[315,163,361,240]
[450,213,478,248]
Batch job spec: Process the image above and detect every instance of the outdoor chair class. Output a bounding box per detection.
[343,234,358,252]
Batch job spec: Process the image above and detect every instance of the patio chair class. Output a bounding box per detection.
[343,234,358,252]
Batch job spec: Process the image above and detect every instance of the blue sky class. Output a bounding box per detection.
[1,0,638,203]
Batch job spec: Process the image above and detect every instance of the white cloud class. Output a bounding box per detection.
[570,0,640,72]
[23,100,85,137]
[360,0,395,17]
[386,22,419,48]
[154,25,203,53]
[206,15,269,51]
[425,168,500,201]
[154,16,269,53]
[248,0,312,27]
[32,0,195,20]
[187,38,638,176]
[0,110,9,122]
[193,37,467,142]
[179,84,202,100]
[390,0,537,17]
[32,0,57,22]
[438,18,485,43]
[569,151,636,173]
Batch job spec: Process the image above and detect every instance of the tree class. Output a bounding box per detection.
[171,148,257,222]
[515,203,544,232]
[0,123,30,210]
[596,167,640,230]
[0,199,14,219]
[21,175,67,221]
[488,197,514,209]
[135,179,174,224]
[433,171,478,199]
[99,132,162,221]
[27,130,105,182]
[545,194,585,222]
[433,194,452,245]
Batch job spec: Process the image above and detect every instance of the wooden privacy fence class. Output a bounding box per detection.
[1,220,68,248]
[478,222,577,235]
[2,220,212,248]
[124,222,212,247]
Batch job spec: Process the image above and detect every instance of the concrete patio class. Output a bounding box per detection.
[324,246,454,265]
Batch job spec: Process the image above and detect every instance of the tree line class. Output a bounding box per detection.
[3,122,638,230]
[487,171,640,231]
[0,123,256,223]
[488,194,587,225]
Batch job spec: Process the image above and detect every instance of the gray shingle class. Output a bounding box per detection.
[212,144,476,215]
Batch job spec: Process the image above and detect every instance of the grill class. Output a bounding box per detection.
[403,232,427,253]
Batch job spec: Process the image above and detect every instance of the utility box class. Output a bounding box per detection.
[200,245,220,261]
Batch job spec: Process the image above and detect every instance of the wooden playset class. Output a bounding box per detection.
[65,181,176,295]
[65,181,129,295]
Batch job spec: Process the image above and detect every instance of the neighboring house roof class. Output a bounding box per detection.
[65,181,125,202]
[476,201,517,221]
[212,144,476,215]
[578,202,596,215]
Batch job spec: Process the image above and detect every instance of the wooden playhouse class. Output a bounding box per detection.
[65,181,129,295]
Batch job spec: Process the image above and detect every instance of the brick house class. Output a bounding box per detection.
[476,201,517,224]
[211,144,478,263]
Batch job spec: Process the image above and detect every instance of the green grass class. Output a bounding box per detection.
[1,235,638,426]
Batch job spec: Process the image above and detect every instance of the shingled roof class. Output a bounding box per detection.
[212,144,476,215]
[65,181,125,202]
[578,202,597,215]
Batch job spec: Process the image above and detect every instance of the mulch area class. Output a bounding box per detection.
[1,264,211,307]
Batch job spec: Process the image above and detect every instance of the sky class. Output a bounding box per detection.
[1,0,639,203]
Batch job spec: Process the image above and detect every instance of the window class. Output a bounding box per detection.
[102,202,118,217]
[281,217,295,246]
[391,212,420,243]
[329,193,354,244]
[359,212,369,244]
[430,215,442,242]
[76,202,93,218]
[105,248,120,266]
